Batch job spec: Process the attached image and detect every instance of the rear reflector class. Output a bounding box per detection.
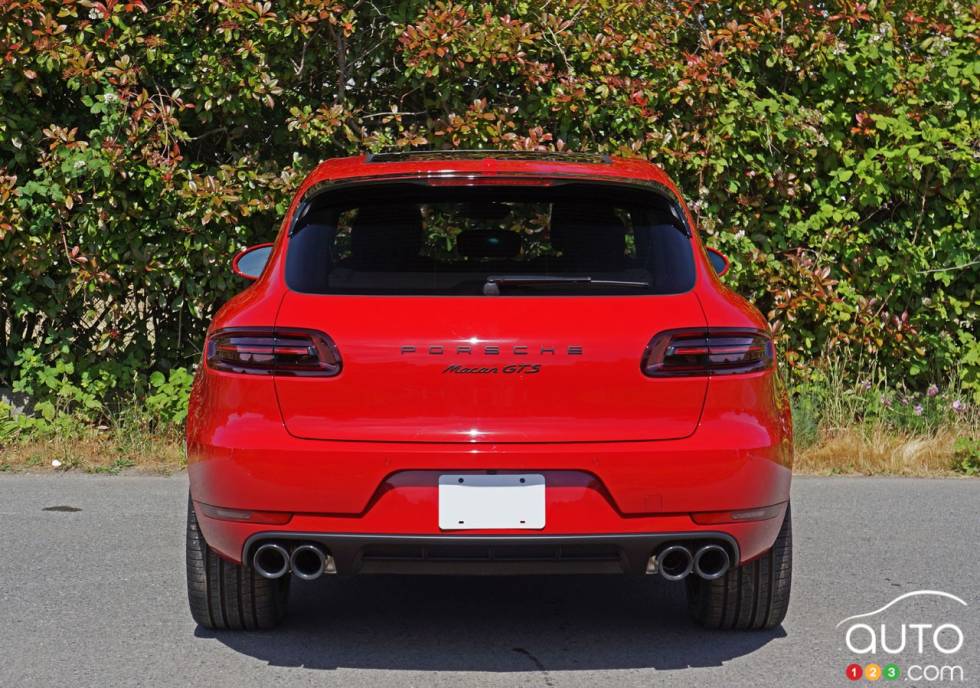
[195,501,292,525]
[206,328,342,376]
[691,503,785,525]
[642,328,773,377]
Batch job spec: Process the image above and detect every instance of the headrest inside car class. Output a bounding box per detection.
[293,210,337,236]
[549,204,627,267]
[457,229,522,259]
[349,204,423,267]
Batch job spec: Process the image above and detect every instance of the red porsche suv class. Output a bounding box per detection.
[185,151,793,631]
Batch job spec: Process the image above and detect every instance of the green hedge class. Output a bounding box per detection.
[1,0,977,406]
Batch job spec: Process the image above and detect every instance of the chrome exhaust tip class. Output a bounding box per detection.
[252,543,290,579]
[693,544,731,580]
[653,545,694,581]
[290,544,327,581]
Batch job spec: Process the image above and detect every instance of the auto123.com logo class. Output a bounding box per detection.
[838,590,968,683]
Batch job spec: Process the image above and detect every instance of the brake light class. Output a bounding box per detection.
[206,328,342,376]
[642,328,773,377]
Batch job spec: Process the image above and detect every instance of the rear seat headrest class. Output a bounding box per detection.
[635,209,679,259]
[457,229,522,259]
[293,210,337,234]
[350,204,423,267]
[549,204,627,266]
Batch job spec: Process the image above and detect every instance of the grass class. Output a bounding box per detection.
[0,433,184,474]
[0,423,974,477]
[789,360,978,476]
[795,427,974,476]
[0,408,185,475]
[0,367,976,476]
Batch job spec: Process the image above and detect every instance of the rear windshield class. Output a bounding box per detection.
[285,183,695,296]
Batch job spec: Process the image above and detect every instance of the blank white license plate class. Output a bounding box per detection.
[438,474,545,530]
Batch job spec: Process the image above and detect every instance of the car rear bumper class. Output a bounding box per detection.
[187,373,792,569]
[191,468,788,569]
[189,436,792,565]
[189,447,791,569]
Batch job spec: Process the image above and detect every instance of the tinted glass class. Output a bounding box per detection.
[707,249,728,275]
[286,185,695,296]
[236,245,272,279]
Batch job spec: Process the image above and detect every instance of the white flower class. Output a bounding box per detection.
[103,92,118,103]
[51,459,62,468]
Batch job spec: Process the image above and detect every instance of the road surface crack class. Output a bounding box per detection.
[512,647,555,687]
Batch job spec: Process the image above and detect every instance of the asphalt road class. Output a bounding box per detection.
[1,475,977,688]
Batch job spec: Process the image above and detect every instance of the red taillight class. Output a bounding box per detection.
[642,328,773,377]
[206,328,342,376]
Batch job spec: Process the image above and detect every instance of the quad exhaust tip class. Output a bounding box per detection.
[252,542,337,580]
[290,544,328,581]
[653,545,694,581]
[693,544,731,580]
[253,543,290,579]
[647,543,732,581]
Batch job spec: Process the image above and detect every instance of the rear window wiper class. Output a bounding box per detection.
[483,275,650,295]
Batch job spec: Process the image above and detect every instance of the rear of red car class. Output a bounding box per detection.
[185,152,792,631]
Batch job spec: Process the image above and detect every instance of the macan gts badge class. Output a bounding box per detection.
[186,151,793,631]
[401,342,583,375]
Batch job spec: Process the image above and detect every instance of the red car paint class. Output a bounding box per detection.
[186,152,792,572]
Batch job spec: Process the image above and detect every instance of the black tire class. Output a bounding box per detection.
[185,495,289,630]
[686,504,792,630]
